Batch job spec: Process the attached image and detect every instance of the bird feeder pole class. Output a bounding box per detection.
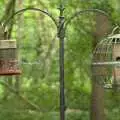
[58,4,65,120]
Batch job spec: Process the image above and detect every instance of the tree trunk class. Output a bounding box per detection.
[14,0,23,94]
[90,14,111,120]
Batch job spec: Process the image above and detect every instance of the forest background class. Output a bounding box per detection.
[0,0,120,120]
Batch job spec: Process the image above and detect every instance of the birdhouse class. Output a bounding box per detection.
[92,33,120,89]
[0,39,21,75]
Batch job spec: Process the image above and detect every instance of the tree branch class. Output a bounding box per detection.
[0,81,41,111]
[0,0,16,23]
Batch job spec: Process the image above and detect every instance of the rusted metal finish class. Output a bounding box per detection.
[0,39,21,75]
[0,59,21,75]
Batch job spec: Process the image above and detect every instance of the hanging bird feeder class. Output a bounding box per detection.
[0,39,21,75]
[92,27,120,89]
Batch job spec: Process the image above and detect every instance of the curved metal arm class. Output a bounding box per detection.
[3,7,58,28]
[65,9,109,30]
[111,26,120,35]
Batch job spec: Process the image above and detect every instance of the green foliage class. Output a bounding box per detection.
[0,0,119,120]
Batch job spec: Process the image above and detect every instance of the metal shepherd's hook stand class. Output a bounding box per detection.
[3,1,109,120]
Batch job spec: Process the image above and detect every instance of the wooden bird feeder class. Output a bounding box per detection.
[0,39,21,75]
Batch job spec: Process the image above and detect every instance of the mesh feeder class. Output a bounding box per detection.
[92,33,120,89]
[0,39,21,75]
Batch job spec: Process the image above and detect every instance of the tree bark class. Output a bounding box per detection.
[14,0,23,94]
[90,14,111,120]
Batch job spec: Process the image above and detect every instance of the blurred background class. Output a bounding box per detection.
[0,0,119,120]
